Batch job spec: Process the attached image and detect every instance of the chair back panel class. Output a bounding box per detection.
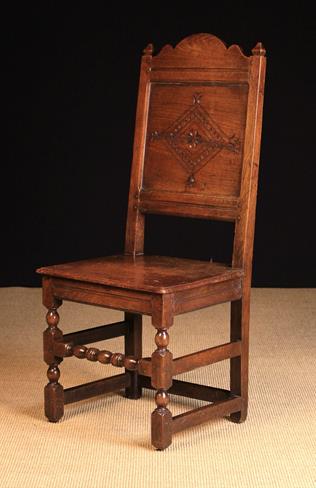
[141,81,248,220]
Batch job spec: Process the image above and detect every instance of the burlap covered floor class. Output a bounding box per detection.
[0,287,315,487]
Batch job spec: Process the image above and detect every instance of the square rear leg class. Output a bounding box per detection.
[124,313,143,399]
[230,298,249,423]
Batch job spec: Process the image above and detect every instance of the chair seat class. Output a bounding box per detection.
[37,255,243,294]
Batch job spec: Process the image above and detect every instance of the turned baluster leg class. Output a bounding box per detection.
[230,297,249,423]
[124,312,142,399]
[151,328,173,450]
[43,306,64,422]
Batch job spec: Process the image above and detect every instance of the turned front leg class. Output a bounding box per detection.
[43,307,64,422]
[151,329,173,450]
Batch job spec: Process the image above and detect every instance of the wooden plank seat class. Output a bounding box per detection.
[37,33,266,450]
[38,255,243,294]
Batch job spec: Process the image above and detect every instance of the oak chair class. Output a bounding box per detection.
[37,34,266,450]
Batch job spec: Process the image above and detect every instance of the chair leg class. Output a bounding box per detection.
[151,328,173,450]
[230,298,249,423]
[124,312,142,399]
[43,306,64,422]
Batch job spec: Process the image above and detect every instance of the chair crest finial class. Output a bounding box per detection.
[252,42,266,56]
[143,43,154,55]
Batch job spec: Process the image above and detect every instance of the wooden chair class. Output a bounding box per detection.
[37,34,266,450]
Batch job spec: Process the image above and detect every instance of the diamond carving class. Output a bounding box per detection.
[149,93,240,185]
